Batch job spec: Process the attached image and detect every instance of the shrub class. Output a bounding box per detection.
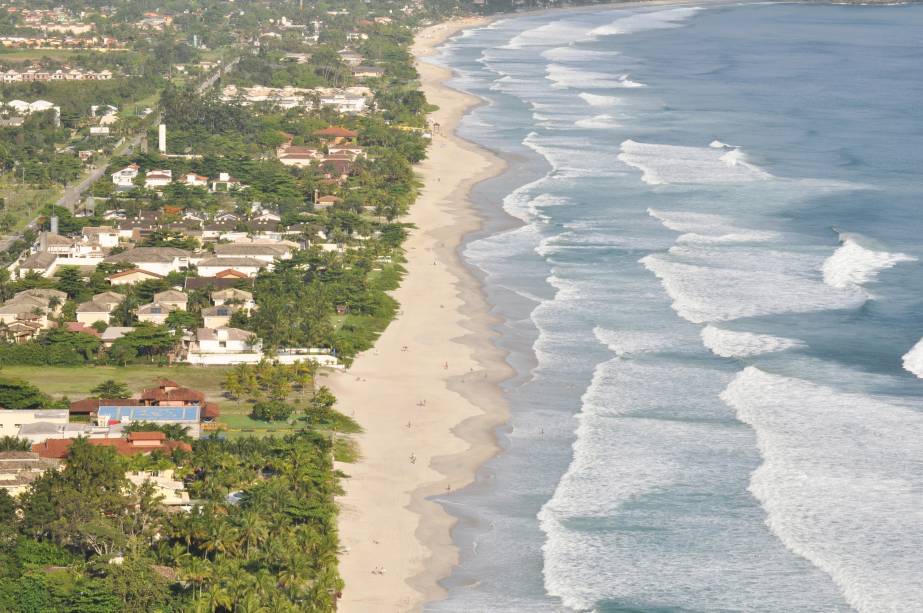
[250,400,294,422]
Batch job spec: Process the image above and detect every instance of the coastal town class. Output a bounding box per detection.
[0,0,507,609]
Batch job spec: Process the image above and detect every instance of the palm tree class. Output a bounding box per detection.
[179,556,213,600]
[236,510,268,557]
[201,583,233,612]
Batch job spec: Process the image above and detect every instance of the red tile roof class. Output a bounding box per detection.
[69,398,144,414]
[127,431,165,441]
[32,437,191,459]
[108,268,165,280]
[140,386,205,404]
[313,126,358,138]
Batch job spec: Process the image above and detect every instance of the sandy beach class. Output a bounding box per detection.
[332,17,511,613]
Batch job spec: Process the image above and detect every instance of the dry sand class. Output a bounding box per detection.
[332,17,512,613]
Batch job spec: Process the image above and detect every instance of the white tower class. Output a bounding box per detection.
[158,124,167,154]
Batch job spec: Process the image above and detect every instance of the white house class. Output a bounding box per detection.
[144,169,173,189]
[152,289,188,310]
[196,257,265,278]
[82,226,120,248]
[319,94,367,114]
[104,247,191,277]
[76,299,114,325]
[196,327,258,352]
[211,172,245,192]
[0,409,69,439]
[111,164,139,188]
[126,469,190,507]
[213,243,291,263]
[181,173,209,188]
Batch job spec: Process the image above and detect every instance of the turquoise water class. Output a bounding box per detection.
[427,4,923,612]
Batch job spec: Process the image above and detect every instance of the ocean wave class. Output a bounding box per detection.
[578,92,622,107]
[901,337,923,378]
[504,19,591,49]
[574,114,621,129]
[546,64,646,90]
[649,208,782,244]
[640,252,867,323]
[701,325,805,358]
[821,233,915,289]
[619,140,772,185]
[589,6,704,38]
[721,367,923,612]
[541,46,619,62]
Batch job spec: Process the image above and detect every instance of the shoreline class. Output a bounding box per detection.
[332,16,513,612]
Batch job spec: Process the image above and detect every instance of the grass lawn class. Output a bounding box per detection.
[1,364,230,401]
[0,181,61,231]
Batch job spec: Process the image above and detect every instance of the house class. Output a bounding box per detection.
[185,277,254,291]
[32,432,192,459]
[276,144,321,167]
[107,268,165,286]
[64,322,101,338]
[0,452,61,497]
[82,226,120,248]
[104,247,191,276]
[181,173,209,188]
[0,409,69,439]
[319,94,367,114]
[126,468,190,506]
[76,299,114,325]
[92,291,125,312]
[152,289,188,310]
[187,327,261,365]
[352,65,384,79]
[111,163,139,189]
[100,326,134,347]
[17,251,57,278]
[313,126,358,144]
[136,302,177,325]
[202,305,237,329]
[211,287,255,310]
[144,169,173,189]
[210,172,245,192]
[314,195,342,210]
[252,211,281,222]
[337,49,363,67]
[69,398,144,419]
[196,257,265,278]
[213,243,292,263]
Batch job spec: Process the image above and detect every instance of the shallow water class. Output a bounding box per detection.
[427,4,923,612]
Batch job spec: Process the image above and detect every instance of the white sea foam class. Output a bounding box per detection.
[504,20,591,49]
[594,326,674,357]
[541,46,618,62]
[574,114,621,129]
[546,64,646,90]
[701,325,804,358]
[619,140,772,185]
[578,92,622,107]
[710,139,733,149]
[589,6,703,38]
[648,209,782,244]
[722,367,923,612]
[640,251,867,323]
[901,337,923,378]
[821,233,915,289]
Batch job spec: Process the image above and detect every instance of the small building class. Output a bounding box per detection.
[0,409,69,439]
[181,173,209,188]
[100,326,134,347]
[152,289,188,310]
[136,302,177,325]
[211,287,255,310]
[202,304,237,329]
[143,169,173,189]
[76,299,114,325]
[0,452,60,497]
[32,432,192,459]
[82,226,120,248]
[108,268,165,286]
[111,163,139,189]
[126,468,190,506]
[196,257,265,278]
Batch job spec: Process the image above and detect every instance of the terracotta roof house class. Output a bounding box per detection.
[32,433,191,459]
[140,381,206,405]
[313,126,358,143]
[64,322,101,337]
[314,195,342,209]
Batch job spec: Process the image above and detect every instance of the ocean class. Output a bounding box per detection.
[426,3,923,612]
